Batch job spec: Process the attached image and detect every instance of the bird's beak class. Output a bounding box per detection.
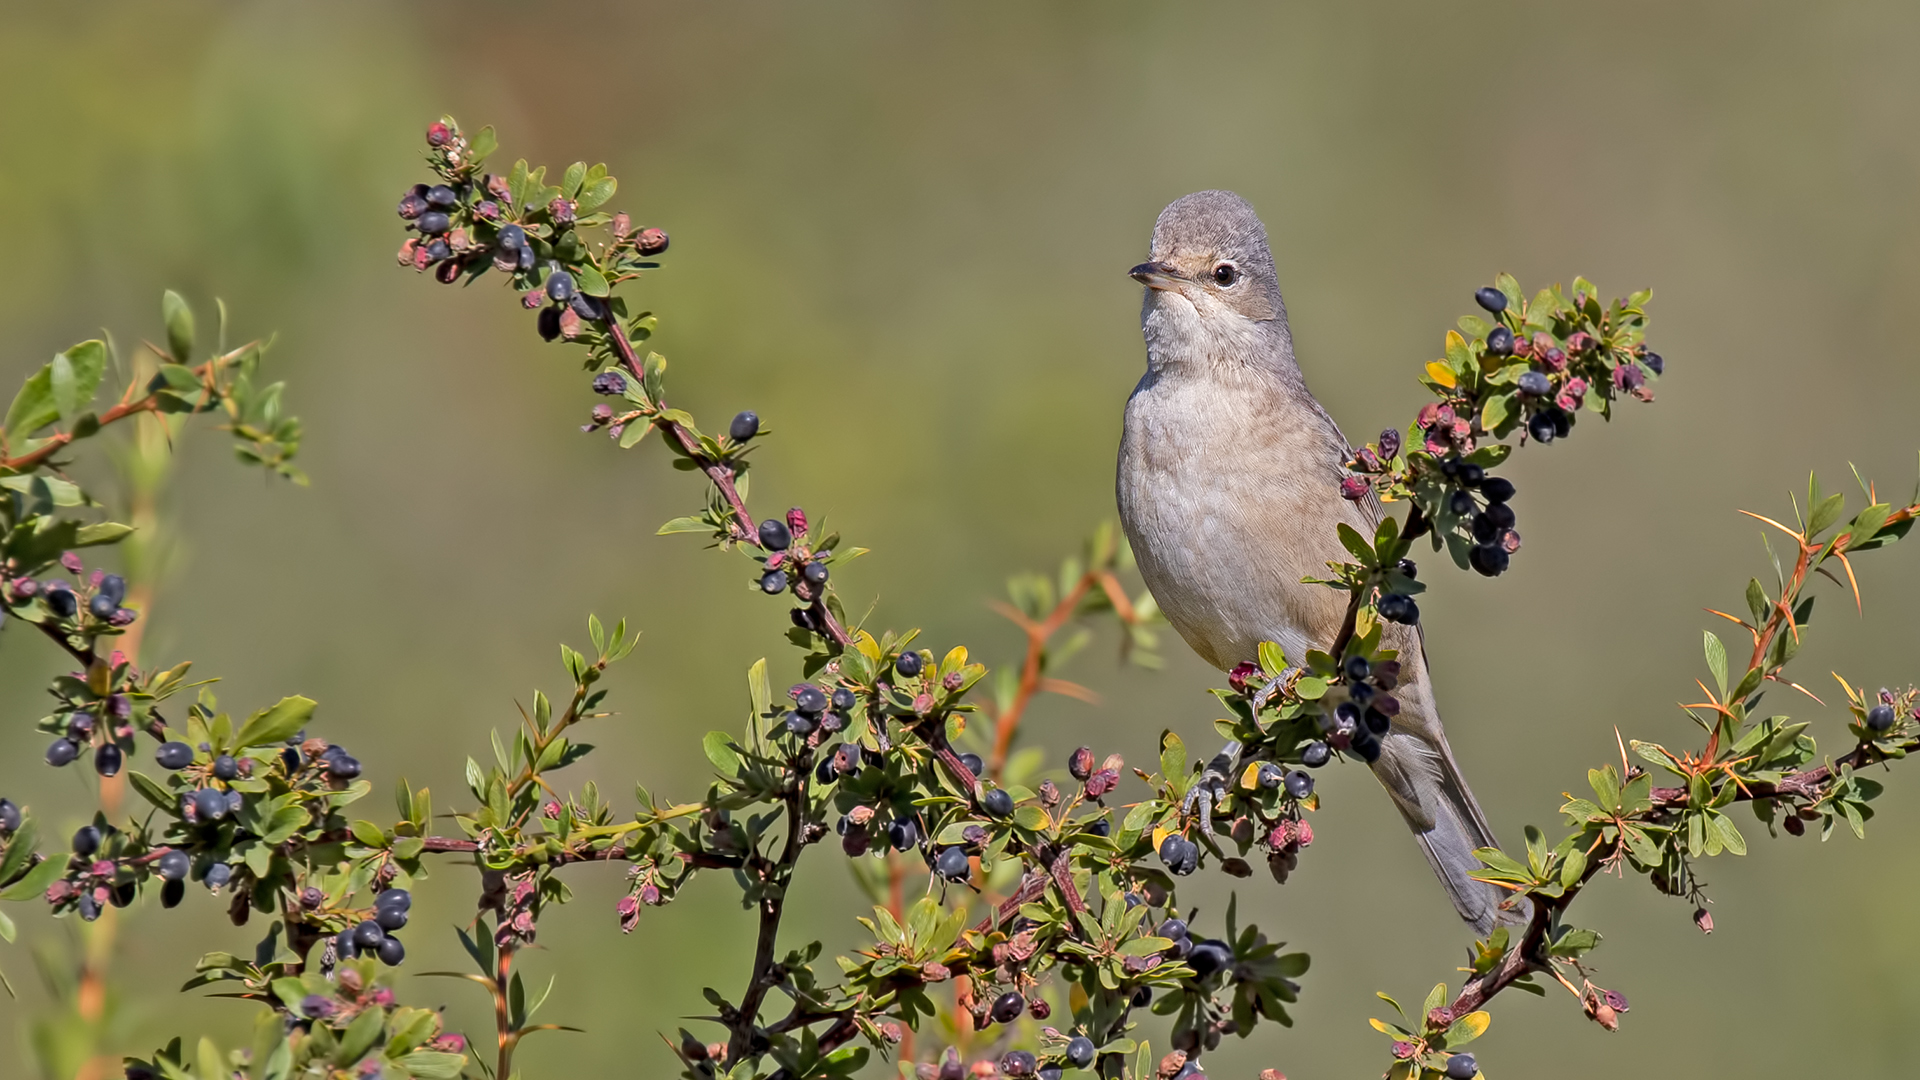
[1129,260,1183,291]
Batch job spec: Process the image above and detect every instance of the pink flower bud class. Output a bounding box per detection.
[1339,476,1369,502]
[426,121,451,147]
[786,507,808,536]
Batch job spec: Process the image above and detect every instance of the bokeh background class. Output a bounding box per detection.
[3,2,1919,1076]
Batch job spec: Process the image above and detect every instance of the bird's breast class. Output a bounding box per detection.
[1117,371,1357,670]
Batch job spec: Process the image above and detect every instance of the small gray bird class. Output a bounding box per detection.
[1116,190,1515,934]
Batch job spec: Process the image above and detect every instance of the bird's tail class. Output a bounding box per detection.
[1373,731,1530,937]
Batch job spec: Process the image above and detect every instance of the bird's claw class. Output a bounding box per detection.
[1180,740,1243,835]
[1249,669,1297,713]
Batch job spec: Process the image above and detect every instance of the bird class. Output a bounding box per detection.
[1115,189,1517,934]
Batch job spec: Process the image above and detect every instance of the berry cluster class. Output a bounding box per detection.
[391,118,666,344]
[753,508,835,618]
[334,887,411,967]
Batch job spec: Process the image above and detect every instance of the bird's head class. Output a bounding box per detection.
[1131,191,1291,371]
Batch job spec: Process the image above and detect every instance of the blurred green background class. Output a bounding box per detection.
[3,1,1919,1076]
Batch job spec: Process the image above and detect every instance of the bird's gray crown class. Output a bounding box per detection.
[1146,190,1286,325]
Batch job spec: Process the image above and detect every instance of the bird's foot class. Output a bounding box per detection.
[1180,740,1244,835]
[1248,670,1296,713]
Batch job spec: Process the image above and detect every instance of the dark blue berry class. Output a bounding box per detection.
[1518,370,1552,396]
[160,877,185,908]
[425,185,458,208]
[1485,325,1514,357]
[416,211,450,235]
[44,586,76,618]
[516,244,536,272]
[783,711,814,736]
[759,570,787,595]
[1485,502,1515,530]
[1527,411,1557,444]
[1351,732,1382,763]
[758,519,792,551]
[935,846,970,882]
[1284,771,1314,799]
[1187,938,1232,977]
[89,592,118,619]
[376,905,408,931]
[156,742,193,770]
[328,755,361,780]
[1343,655,1370,681]
[1456,463,1484,488]
[1449,490,1475,516]
[545,270,575,302]
[353,920,385,949]
[729,411,760,441]
[537,306,562,341]
[959,752,984,776]
[46,739,79,767]
[1066,1037,1096,1069]
[212,755,238,781]
[94,743,122,777]
[1158,918,1189,940]
[99,574,126,605]
[1644,351,1665,375]
[496,223,526,250]
[376,888,411,911]
[1132,986,1153,1007]
[1159,834,1198,876]
[802,561,829,586]
[983,788,1014,818]
[991,991,1024,1023]
[894,652,924,677]
[203,863,232,889]
[568,293,605,321]
[377,935,406,966]
[192,787,228,821]
[795,686,827,715]
[1474,286,1507,313]
[1087,817,1111,837]
[1302,741,1331,768]
[0,800,17,833]
[424,239,451,263]
[830,688,857,712]
[1256,763,1283,790]
[397,194,428,219]
[887,817,919,851]
[1469,542,1508,577]
[1481,477,1515,503]
[77,893,100,921]
[591,371,626,395]
[1000,1051,1036,1078]
[72,825,101,855]
[1866,704,1896,731]
[156,850,189,881]
[1446,1053,1478,1079]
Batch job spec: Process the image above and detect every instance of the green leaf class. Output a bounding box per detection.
[394,1051,467,1079]
[561,161,587,200]
[1807,492,1845,537]
[1745,578,1769,625]
[73,522,134,547]
[127,770,176,812]
[1158,731,1186,785]
[1256,640,1287,676]
[334,1003,385,1065]
[702,731,741,776]
[162,291,196,363]
[1336,523,1375,565]
[0,857,64,902]
[233,696,317,749]
[1703,631,1727,698]
[467,125,498,164]
[575,264,609,297]
[50,340,107,424]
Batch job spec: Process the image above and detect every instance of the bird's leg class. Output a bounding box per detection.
[1249,669,1296,713]
[1180,740,1243,834]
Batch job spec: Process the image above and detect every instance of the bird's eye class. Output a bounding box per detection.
[1212,263,1239,286]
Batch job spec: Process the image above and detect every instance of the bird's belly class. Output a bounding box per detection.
[1118,406,1346,670]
